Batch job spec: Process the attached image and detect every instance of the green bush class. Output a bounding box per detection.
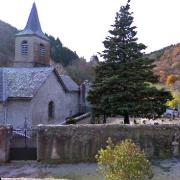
[96,138,152,180]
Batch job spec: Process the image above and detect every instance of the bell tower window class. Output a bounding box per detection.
[21,40,28,55]
[40,44,45,57]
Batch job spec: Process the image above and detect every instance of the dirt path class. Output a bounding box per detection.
[0,161,102,180]
[1,159,180,180]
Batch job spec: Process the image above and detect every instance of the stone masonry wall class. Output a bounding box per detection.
[14,36,49,67]
[37,124,180,163]
[0,125,11,163]
[31,73,79,127]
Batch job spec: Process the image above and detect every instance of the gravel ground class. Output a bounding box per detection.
[1,159,180,180]
[106,117,180,125]
[151,159,180,180]
[0,161,102,180]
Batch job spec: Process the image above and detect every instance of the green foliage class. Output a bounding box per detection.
[88,0,172,121]
[165,75,180,108]
[47,34,79,66]
[96,138,152,180]
[167,91,180,108]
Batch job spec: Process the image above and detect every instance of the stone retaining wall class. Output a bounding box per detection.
[37,124,180,163]
[0,125,11,163]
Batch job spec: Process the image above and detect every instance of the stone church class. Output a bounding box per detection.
[0,3,82,129]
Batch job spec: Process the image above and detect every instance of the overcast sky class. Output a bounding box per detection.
[0,0,180,60]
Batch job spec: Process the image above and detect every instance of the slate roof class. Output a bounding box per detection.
[0,67,53,101]
[59,75,79,92]
[0,68,79,102]
[16,2,49,41]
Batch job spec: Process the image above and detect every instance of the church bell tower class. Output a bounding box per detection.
[14,3,50,67]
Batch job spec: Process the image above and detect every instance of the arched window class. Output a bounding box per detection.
[40,44,45,57]
[48,101,54,120]
[21,40,28,55]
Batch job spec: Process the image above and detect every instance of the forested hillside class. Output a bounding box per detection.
[0,20,17,66]
[0,19,178,89]
[0,20,78,67]
[0,20,96,84]
[154,45,179,84]
[47,35,79,66]
[145,44,180,92]
[153,44,180,107]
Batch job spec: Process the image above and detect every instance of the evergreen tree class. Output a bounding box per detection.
[88,0,172,124]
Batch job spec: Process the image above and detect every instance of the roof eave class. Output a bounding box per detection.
[7,97,33,101]
[53,69,69,92]
[16,32,49,42]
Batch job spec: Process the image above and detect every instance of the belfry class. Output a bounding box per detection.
[14,3,50,67]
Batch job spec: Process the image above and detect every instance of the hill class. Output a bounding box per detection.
[153,44,180,89]
[145,44,179,90]
[0,19,178,88]
[146,46,170,60]
[0,20,18,66]
[151,44,180,108]
[0,20,78,67]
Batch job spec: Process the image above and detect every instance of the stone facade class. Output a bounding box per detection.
[6,99,32,129]
[31,73,79,127]
[37,124,180,163]
[14,36,50,67]
[0,71,79,129]
[0,3,80,129]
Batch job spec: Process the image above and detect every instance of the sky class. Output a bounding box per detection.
[0,0,180,61]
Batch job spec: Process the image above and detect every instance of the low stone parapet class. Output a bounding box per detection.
[37,124,180,163]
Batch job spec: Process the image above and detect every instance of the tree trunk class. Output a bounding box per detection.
[124,113,130,124]
[103,114,106,124]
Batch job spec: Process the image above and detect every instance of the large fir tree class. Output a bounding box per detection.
[88,0,172,124]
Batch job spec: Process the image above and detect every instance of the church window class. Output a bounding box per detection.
[21,40,28,55]
[48,101,54,120]
[40,44,45,56]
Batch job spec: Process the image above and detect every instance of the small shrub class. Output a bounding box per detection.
[96,138,152,180]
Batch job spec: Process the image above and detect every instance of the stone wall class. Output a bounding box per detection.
[32,73,79,127]
[37,124,180,163]
[14,36,50,67]
[6,99,32,129]
[0,125,11,163]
